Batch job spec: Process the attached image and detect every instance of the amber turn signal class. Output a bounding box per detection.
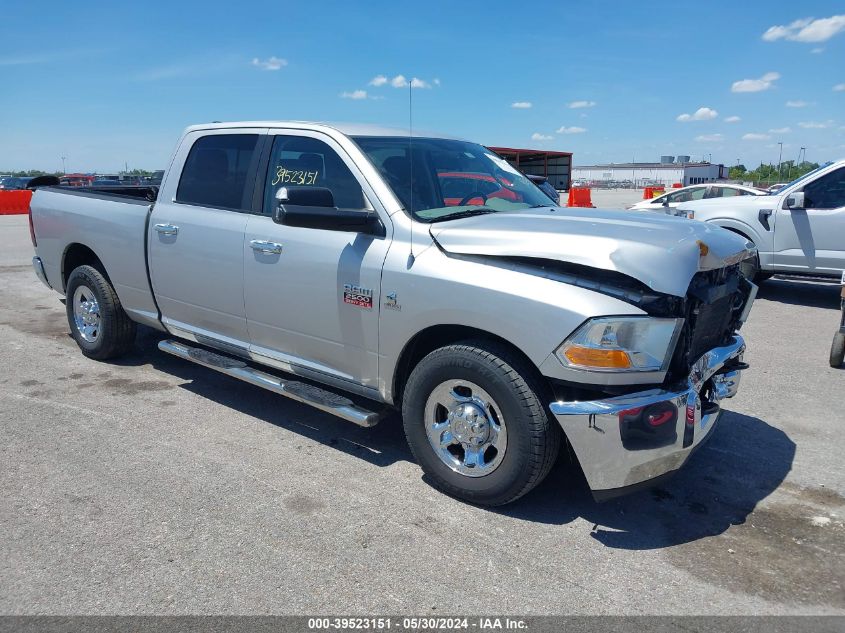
[563,346,632,369]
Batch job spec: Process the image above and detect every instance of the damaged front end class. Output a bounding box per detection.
[434,248,757,501]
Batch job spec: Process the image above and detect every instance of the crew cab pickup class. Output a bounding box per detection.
[29,121,757,505]
[674,160,845,281]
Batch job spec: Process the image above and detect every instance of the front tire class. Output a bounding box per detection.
[66,265,136,360]
[401,341,560,506]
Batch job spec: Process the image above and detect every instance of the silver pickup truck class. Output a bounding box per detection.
[29,121,757,506]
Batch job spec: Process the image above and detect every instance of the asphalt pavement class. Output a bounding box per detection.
[1,213,843,615]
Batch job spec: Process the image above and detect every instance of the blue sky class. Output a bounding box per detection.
[1,0,843,172]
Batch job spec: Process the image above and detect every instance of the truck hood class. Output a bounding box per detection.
[428,207,755,297]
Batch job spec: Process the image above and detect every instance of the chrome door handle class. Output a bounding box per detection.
[154,223,179,235]
[250,240,283,255]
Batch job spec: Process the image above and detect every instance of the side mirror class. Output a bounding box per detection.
[273,186,384,236]
[661,197,669,206]
[785,191,805,210]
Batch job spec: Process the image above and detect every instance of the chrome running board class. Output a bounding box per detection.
[158,339,383,427]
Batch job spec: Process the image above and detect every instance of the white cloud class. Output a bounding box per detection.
[531,133,553,141]
[676,107,719,122]
[834,83,845,91]
[340,90,368,100]
[556,126,587,134]
[568,100,596,109]
[251,56,287,71]
[369,74,436,90]
[724,115,741,123]
[785,100,810,107]
[811,47,825,53]
[762,15,845,43]
[769,127,792,133]
[695,134,724,142]
[731,72,780,93]
[511,101,532,109]
[798,120,833,128]
[742,133,772,141]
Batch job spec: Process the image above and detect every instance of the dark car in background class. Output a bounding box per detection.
[526,174,559,205]
[0,176,34,190]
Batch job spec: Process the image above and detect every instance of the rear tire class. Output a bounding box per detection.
[66,265,136,360]
[401,341,560,506]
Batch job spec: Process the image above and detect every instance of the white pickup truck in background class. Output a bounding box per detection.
[675,160,845,281]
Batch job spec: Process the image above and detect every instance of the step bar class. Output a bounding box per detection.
[158,339,383,427]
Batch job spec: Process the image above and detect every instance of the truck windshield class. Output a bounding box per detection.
[768,162,831,193]
[352,136,553,222]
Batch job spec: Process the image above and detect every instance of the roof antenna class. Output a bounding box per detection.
[407,78,416,268]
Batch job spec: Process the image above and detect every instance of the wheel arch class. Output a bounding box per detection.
[391,324,547,406]
[62,243,109,292]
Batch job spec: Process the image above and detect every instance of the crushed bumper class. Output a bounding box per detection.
[550,335,746,500]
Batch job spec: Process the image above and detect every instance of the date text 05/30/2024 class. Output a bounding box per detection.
[307,617,528,630]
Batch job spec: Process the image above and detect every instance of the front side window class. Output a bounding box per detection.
[707,186,741,198]
[352,136,552,222]
[263,135,365,214]
[667,186,706,203]
[802,167,845,209]
[176,134,259,210]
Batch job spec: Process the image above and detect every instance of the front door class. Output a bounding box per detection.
[149,129,264,350]
[773,166,845,275]
[243,131,391,389]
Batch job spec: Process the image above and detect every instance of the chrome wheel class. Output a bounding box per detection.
[424,379,507,477]
[72,285,101,342]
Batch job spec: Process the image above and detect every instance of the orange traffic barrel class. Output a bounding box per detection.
[567,187,593,208]
[0,190,32,215]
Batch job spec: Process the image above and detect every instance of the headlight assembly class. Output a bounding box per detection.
[556,317,684,372]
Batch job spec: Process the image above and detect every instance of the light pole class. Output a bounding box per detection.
[61,155,67,174]
[776,142,783,183]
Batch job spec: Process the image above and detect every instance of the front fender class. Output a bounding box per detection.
[377,243,646,403]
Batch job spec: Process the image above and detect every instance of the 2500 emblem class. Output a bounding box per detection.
[343,284,373,309]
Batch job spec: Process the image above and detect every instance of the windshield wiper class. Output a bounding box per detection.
[429,207,498,222]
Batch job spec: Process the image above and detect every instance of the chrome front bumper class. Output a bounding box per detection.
[550,335,746,499]
[32,256,51,289]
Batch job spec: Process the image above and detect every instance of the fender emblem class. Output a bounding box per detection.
[343,283,373,309]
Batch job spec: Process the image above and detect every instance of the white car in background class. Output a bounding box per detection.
[628,183,764,213]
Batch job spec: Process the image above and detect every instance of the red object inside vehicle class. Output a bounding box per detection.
[438,172,520,206]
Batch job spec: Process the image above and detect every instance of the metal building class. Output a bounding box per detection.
[572,159,727,188]
[489,147,573,190]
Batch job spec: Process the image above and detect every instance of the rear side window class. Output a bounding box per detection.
[263,135,365,214]
[177,134,259,210]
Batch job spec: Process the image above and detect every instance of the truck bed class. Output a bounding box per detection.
[30,186,162,329]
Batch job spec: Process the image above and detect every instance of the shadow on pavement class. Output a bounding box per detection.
[116,327,412,468]
[497,409,795,549]
[757,277,841,310]
[120,328,794,549]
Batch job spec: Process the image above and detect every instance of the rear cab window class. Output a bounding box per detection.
[176,134,260,211]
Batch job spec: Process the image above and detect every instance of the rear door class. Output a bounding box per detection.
[149,129,266,351]
[773,166,845,275]
[243,130,391,390]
